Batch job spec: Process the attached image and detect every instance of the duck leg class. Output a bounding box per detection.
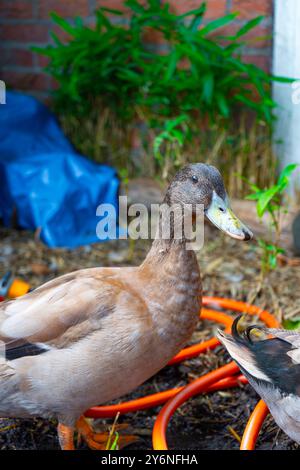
[57,422,75,450]
[75,416,138,450]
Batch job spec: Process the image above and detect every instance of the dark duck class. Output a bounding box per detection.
[218,316,300,444]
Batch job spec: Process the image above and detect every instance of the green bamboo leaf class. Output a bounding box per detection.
[100,7,123,15]
[235,94,265,115]
[165,115,188,130]
[178,3,206,19]
[48,31,63,46]
[245,192,264,201]
[199,13,238,36]
[278,163,298,186]
[171,129,184,145]
[256,185,281,217]
[202,73,214,104]
[272,75,296,83]
[164,50,178,82]
[50,12,77,36]
[216,93,229,117]
[232,16,264,39]
[238,175,261,192]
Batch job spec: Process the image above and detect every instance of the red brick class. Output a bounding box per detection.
[1,70,49,91]
[0,0,34,19]
[232,0,272,19]
[178,57,190,70]
[94,0,133,14]
[0,47,33,67]
[49,76,59,90]
[1,23,49,42]
[143,27,165,45]
[38,0,89,19]
[243,54,270,72]
[37,53,50,67]
[167,0,227,19]
[241,25,272,49]
[50,23,72,43]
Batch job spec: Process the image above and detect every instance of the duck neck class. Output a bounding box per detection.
[139,202,201,353]
[141,202,200,283]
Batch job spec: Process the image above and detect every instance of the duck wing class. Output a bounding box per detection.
[265,328,300,365]
[0,266,137,357]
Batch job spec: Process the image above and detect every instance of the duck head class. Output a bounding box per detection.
[164,163,253,241]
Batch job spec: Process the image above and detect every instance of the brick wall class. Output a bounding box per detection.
[0,0,273,100]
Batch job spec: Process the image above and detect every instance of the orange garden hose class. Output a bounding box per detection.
[240,400,269,450]
[85,297,280,450]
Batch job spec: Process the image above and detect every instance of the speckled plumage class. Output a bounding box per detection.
[218,318,300,444]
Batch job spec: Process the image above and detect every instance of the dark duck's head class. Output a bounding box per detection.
[218,316,300,445]
[164,163,253,241]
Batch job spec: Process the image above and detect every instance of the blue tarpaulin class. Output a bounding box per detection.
[0,91,120,248]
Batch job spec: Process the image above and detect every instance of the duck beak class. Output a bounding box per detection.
[205,191,253,241]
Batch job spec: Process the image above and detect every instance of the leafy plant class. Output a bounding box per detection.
[153,114,190,178]
[282,317,300,331]
[106,431,119,451]
[245,164,298,273]
[256,240,284,271]
[33,0,290,178]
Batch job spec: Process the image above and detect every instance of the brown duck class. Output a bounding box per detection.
[0,163,252,449]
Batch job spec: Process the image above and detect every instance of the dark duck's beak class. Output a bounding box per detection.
[205,192,253,241]
[217,317,300,445]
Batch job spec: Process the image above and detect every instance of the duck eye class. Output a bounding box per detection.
[219,207,225,212]
[191,175,198,183]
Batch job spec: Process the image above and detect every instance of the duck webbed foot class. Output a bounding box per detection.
[57,416,138,450]
[57,422,75,450]
[76,416,138,450]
